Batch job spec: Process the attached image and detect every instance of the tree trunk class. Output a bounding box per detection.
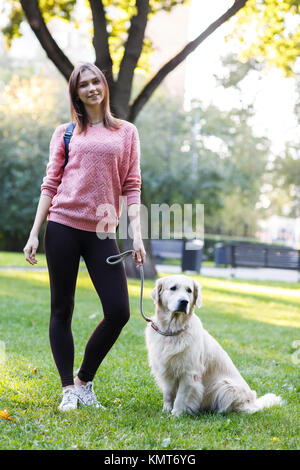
[20,0,73,80]
[120,224,157,280]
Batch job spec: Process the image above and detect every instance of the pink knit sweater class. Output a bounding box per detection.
[41,120,141,232]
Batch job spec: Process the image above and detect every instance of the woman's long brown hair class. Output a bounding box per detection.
[69,62,123,134]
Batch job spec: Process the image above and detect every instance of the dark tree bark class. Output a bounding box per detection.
[88,0,115,108]
[114,0,150,118]
[20,0,73,80]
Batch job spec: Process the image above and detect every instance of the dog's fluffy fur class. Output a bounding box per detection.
[145,275,283,416]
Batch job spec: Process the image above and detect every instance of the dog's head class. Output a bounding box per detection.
[151,275,202,318]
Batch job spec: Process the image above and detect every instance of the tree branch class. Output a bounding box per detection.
[88,0,114,88]
[20,0,74,81]
[128,0,247,122]
[115,0,150,118]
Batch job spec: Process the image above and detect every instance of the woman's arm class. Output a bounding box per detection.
[23,194,52,265]
[24,124,66,265]
[128,203,146,267]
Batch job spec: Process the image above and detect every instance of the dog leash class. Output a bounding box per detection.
[105,250,187,337]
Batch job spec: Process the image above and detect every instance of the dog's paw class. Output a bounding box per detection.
[162,403,173,413]
[171,408,183,417]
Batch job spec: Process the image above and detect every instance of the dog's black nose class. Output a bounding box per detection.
[177,299,189,312]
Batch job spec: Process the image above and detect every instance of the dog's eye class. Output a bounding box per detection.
[186,287,192,293]
[170,285,177,291]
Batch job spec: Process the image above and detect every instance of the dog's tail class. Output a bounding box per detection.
[240,393,284,414]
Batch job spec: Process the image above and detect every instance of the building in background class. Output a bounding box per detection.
[257,216,300,249]
[145,3,190,106]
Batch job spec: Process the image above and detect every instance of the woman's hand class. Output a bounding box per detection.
[132,237,146,268]
[23,234,39,265]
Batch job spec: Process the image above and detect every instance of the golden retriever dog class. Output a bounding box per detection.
[145,275,283,416]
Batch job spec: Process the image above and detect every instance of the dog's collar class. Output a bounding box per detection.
[150,321,189,337]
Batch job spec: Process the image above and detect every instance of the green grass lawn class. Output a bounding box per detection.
[0,253,299,450]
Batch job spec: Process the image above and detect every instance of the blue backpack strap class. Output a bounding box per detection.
[62,122,76,169]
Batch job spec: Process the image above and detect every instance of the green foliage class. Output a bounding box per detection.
[1,1,77,47]
[134,78,271,238]
[214,54,264,89]
[137,91,223,207]
[271,144,300,218]
[0,66,69,250]
[266,75,300,218]
[214,51,300,222]
[189,100,270,236]
[229,0,300,76]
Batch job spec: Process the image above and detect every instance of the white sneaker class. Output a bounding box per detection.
[74,381,106,409]
[58,387,78,411]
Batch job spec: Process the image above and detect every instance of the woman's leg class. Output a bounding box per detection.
[77,233,130,383]
[44,221,81,387]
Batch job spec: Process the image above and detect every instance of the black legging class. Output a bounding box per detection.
[44,220,130,387]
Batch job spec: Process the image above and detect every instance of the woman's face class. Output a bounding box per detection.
[76,69,105,108]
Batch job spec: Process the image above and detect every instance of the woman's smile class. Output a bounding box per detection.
[77,70,104,106]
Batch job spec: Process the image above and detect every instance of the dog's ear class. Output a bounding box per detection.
[193,280,202,308]
[151,278,164,304]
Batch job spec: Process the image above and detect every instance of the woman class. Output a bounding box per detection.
[23,62,146,411]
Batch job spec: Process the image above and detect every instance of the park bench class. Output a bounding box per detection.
[214,242,300,272]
